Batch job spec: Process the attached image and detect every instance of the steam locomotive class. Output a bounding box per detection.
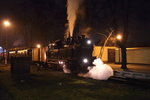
[0,35,95,73]
[46,35,94,73]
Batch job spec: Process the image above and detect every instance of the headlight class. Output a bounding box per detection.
[83,58,88,63]
[87,40,92,45]
[59,61,64,65]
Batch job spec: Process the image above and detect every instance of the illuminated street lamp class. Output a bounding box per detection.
[36,44,41,62]
[3,20,11,27]
[116,34,127,69]
[37,44,41,48]
[116,34,123,64]
[3,20,11,64]
[116,34,122,40]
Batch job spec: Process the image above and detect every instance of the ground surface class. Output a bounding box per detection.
[109,63,150,74]
[0,65,150,100]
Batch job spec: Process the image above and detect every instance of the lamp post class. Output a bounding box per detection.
[116,34,127,69]
[116,34,122,63]
[36,44,41,62]
[3,20,11,64]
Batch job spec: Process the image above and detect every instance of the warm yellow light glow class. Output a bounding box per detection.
[37,44,41,48]
[3,20,11,27]
[9,51,15,54]
[116,34,122,40]
[18,50,28,54]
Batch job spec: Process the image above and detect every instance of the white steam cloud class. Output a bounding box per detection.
[66,0,83,38]
[63,65,71,74]
[79,58,114,80]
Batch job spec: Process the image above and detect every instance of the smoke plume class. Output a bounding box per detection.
[65,0,84,38]
[63,65,71,74]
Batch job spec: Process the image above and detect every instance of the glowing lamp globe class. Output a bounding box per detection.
[116,35,122,40]
[37,44,41,48]
[3,20,11,27]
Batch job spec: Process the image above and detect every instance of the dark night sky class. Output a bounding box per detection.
[0,0,150,48]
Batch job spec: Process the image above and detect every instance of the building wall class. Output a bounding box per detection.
[93,46,150,64]
[32,47,46,62]
[32,47,47,62]
[92,46,116,62]
[41,47,47,62]
[115,47,150,64]
[115,48,121,63]
[32,48,38,61]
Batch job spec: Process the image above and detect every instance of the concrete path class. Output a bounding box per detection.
[108,63,150,79]
[1,63,150,79]
[1,63,150,73]
[108,63,150,74]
